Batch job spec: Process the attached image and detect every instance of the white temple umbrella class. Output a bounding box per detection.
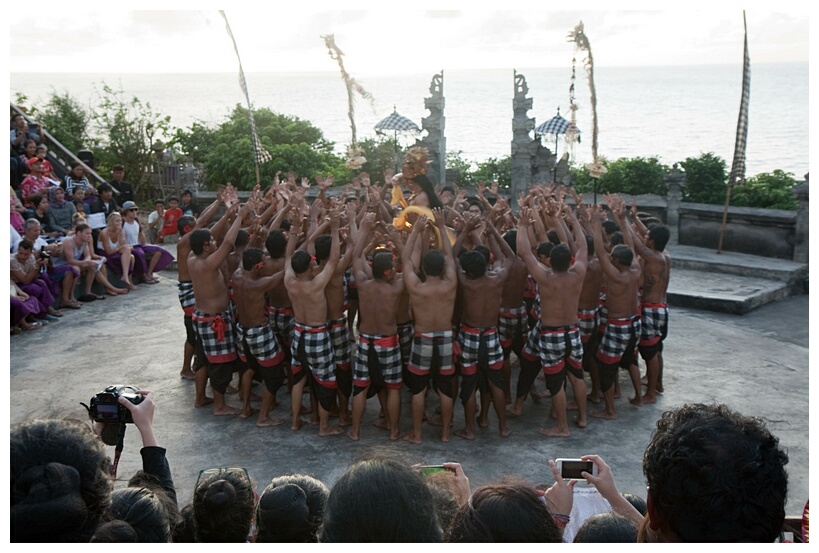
[374,106,421,171]
[535,108,580,181]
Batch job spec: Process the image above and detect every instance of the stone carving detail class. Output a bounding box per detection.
[415,71,446,185]
[510,71,557,204]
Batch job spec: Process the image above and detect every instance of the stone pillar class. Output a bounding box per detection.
[415,71,446,186]
[510,70,536,209]
[792,173,809,263]
[664,163,685,245]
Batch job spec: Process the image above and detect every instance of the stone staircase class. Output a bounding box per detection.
[667,244,808,314]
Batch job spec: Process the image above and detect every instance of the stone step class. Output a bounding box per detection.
[667,268,794,315]
[669,243,807,286]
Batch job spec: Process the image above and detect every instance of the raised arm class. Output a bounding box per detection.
[433,207,457,282]
[516,207,549,281]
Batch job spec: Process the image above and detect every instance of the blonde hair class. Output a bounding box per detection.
[72,213,87,225]
[106,212,122,226]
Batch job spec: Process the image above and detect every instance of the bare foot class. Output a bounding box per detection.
[115,287,129,294]
[239,407,259,419]
[574,415,587,429]
[454,428,476,440]
[566,400,578,411]
[402,433,422,445]
[641,394,657,404]
[338,413,352,427]
[105,289,118,296]
[291,417,304,431]
[389,430,401,441]
[538,426,571,437]
[440,429,451,443]
[125,282,139,291]
[506,404,523,416]
[629,395,643,406]
[346,428,360,441]
[586,393,602,404]
[373,417,390,430]
[180,369,195,381]
[589,408,618,420]
[499,425,511,437]
[477,416,489,428]
[213,405,242,416]
[195,396,214,408]
[656,384,664,394]
[319,426,344,437]
[256,416,285,427]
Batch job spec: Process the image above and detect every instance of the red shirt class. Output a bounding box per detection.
[20,174,50,204]
[161,207,183,234]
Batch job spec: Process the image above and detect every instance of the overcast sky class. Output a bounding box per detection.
[8,3,810,75]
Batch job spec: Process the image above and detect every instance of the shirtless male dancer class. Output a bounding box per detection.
[516,205,588,436]
[589,207,642,419]
[403,208,458,444]
[453,214,514,440]
[231,247,287,426]
[188,201,251,416]
[496,229,530,408]
[612,199,670,404]
[346,213,406,441]
[284,210,344,436]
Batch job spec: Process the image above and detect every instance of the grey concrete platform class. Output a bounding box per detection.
[8,262,810,518]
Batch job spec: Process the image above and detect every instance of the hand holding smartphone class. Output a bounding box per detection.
[555,458,599,481]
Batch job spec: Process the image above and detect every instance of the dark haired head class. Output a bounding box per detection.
[11,419,113,542]
[182,189,193,198]
[242,248,265,271]
[30,194,46,208]
[97,183,113,194]
[550,243,572,272]
[536,241,554,260]
[546,229,560,245]
[447,481,562,543]
[315,235,332,262]
[291,250,312,274]
[602,220,619,235]
[424,470,468,535]
[460,250,487,279]
[172,504,197,543]
[609,231,625,247]
[235,229,250,249]
[265,230,287,259]
[256,474,329,543]
[648,224,670,251]
[372,251,394,281]
[167,196,178,204]
[319,458,442,542]
[573,512,638,543]
[642,403,789,542]
[177,215,195,236]
[112,164,125,172]
[422,250,445,278]
[586,235,595,256]
[190,229,212,255]
[610,244,633,267]
[280,219,292,232]
[193,468,255,543]
[75,223,91,234]
[621,492,646,516]
[473,245,490,264]
[17,239,33,251]
[92,487,172,542]
[411,174,444,209]
[502,230,517,254]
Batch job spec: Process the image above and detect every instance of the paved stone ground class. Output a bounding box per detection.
[9,267,810,517]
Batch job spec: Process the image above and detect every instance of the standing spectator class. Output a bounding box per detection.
[156,196,182,243]
[46,187,76,236]
[179,190,199,217]
[146,199,165,244]
[111,164,135,204]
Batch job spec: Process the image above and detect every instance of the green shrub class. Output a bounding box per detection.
[570,156,669,196]
[680,152,727,204]
[731,170,798,210]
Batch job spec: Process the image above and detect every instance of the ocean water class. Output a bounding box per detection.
[10,63,809,178]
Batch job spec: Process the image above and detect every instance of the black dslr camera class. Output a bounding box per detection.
[39,249,50,259]
[86,385,143,424]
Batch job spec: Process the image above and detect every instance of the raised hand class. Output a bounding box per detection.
[490,180,499,196]
[360,172,370,188]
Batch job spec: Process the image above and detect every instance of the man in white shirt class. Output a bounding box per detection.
[146,199,165,244]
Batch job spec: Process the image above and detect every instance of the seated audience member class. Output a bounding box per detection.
[179,190,199,217]
[64,161,96,199]
[121,201,174,284]
[35,144,59,183]
[90,182,119,221]
[641,403,789,543]
[46,187,76,237]
[256,474,330,543]
[146,199,165,244]
[20,157,50,207]
[13,139,37,188]
[10,114,42,155]
[319,458,443,542]
[10,186,26,234]
[421,463,471,536]
[16,218,81,310]
[97,212,138,291]
[10,389,165,542]
[10,239,62,320]
[192,467,257,542]
[622,493,647,516]
[91,487,174,543]
[172,504,197,543]
[63,222,128,301]
[447,481,565,543]
[10,281,45,332]
[156,196,182,243]
[29,195,56,237]
[574,512,639,543]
